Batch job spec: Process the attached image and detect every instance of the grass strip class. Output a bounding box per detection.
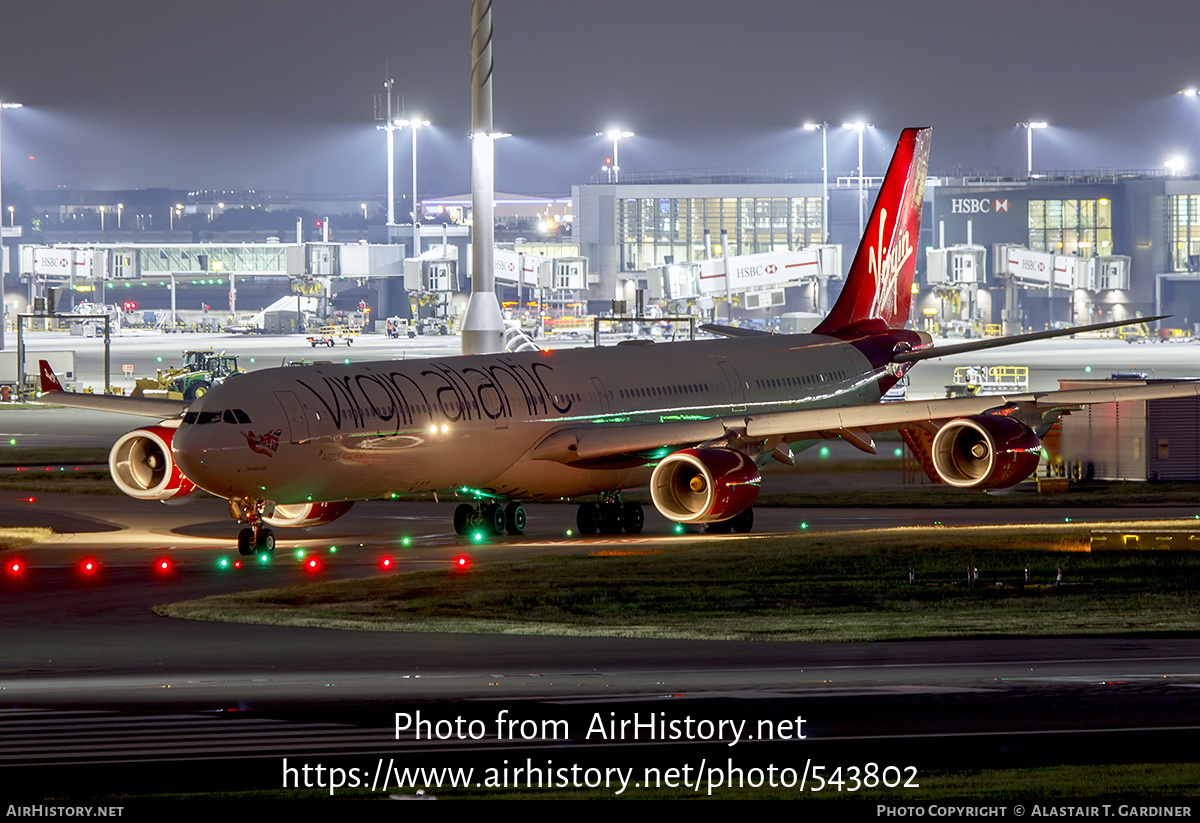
[157,521,1200,641]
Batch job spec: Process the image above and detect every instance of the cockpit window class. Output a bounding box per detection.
[233,409,251,424]
[197,411,221,424]
[223,410,238,424]
[183,412,198,425]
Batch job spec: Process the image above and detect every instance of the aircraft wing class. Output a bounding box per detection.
[32,360,188,419]
[531,380,1200,464]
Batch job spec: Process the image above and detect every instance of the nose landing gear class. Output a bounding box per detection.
[230,498,277,556]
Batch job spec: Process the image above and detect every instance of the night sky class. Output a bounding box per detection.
[2,0,1198,195]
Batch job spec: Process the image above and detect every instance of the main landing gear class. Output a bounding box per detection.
[702,507,754,534]
[454,501,527,536]
[575,496,645,536]
[229,498,276,556]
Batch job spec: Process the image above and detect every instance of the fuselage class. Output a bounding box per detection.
[171,331,909,505]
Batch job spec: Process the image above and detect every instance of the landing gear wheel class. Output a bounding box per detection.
[622,502,645,534]
[730,507,754,534]
[597,502,625,535]
[505,502,527,535]
[576,503,599,536]
[237,528,254,556]
[453,504,474,536]
[704,521,733,534]
[255,529,276,553]
[483,503,506,535]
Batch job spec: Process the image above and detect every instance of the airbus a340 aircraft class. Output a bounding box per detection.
[36,128,1200,554]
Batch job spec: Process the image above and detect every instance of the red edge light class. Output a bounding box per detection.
[305,557,321,573]
[454,554,471,570]
[379,556,394,570]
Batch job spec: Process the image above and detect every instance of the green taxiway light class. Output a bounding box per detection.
[472,532,484,543]
[329,546,338,553]
[217,557,230,569]
[893,448,902,457]
[566,529,573,537]
[400,536,411,547]
[8,439,14,446]
[295,549,306,559]
[1085,366,1092,373]
[258,553,270,564]
[674,524,684,534]
[800,522,809,529]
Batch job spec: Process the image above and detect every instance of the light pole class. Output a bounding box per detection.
[0,101,21,351]
[376,79,399,226]
[1165,156,1187,175]
[361,203,368,221]
[1018,121,1047,177]
[842,121,872,236]
[803,122,829,243]
[99,205,104,231]
[598,129,634,183]
[117,203,123,229]
[396,117,429,257]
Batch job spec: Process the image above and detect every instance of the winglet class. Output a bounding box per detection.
[38,360,65,393]
[815,127,932,336]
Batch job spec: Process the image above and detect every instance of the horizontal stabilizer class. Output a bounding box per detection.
[894,316,1169,364]
[699,324,772,338]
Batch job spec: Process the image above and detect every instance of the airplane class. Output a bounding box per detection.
[34,127,1200,555]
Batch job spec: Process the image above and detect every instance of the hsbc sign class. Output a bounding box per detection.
[950,198,1010,214]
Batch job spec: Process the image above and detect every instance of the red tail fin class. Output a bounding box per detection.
[38,360,65,393]
[814,127,931,335]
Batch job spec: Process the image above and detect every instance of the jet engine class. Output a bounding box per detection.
[930,415,1042,489]
[649,447,760,524]
[263,501,354,529]
[109,425,199,501]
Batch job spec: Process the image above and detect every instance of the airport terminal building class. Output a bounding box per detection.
[574,169,1200,333]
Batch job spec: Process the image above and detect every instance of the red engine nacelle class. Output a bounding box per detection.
[109,425,199,501]
[930,415,1043,489]
[263,501,354,528]
[650,447,761,524]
